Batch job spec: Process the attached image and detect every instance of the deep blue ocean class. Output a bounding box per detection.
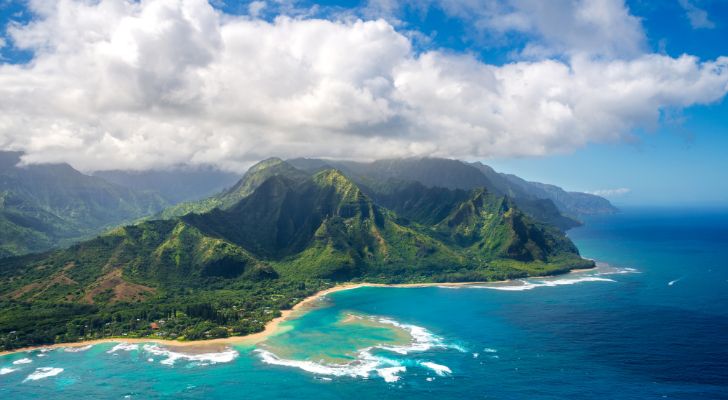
[2,207,727,399]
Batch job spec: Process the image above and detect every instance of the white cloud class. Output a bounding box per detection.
[678,0,715,29]
[587,188,631,197]
[248,1,266,19]
[429,0,647,58]
[0,0,726,172]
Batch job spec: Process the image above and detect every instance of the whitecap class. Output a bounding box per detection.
[420,361,451,376]
[0,367,17,375]
[256,348,381,379]
[474,276,615,291]
[377,366,406,382]
[483,348,497,353]
[257,315,462,382]
[375,317,465,354]
[141,344,238,366]
[13,358,32,365]
[107,343,139,353]
[23,367,63,381]
[64,345,93,353]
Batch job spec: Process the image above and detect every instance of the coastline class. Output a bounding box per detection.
[0,267,596,357]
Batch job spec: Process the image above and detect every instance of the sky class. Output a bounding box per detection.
[0,0,726,205]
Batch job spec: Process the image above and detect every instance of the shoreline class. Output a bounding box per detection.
[0,266,597,357]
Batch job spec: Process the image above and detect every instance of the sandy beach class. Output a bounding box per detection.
[0,268,595,357]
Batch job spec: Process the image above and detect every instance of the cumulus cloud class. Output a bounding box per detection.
[0,0,727,172]
[587,188,631,197]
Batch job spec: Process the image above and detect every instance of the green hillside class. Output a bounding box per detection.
[0,160,593,351]
[0,152,169,258]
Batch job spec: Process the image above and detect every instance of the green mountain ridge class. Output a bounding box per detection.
[287,157,617,227]
[0,151,170,258]
[0,160,592,350]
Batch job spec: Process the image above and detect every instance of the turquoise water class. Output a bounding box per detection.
[2,207,728,399]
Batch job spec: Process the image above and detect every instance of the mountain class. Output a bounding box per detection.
[286,158,616,218]
[0,151,169,258]
[0,160,592,350]
[468,162,618,216]
[94,167,239,204]
[286,157,601,229]
[156,157,309,219]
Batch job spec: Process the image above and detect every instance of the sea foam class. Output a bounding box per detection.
[256,315,459,383]
[377,366,407,382]
[420,361,452,376]
[0,367,17,375]
[107,343,139,353]
[64,344,93,353]
[13,358,33,365]
[23,367,63,381]
[141,344,238,366]
[472,276,615,291]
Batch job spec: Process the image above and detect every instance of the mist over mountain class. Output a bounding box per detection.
[0,151,169,258]
[94,168,239,204]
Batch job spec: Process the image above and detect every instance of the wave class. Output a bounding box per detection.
[13,358,33,365]
[595,266,640,275]
[377,366,406,382]
[256,348,385,379]
[23,367,63,382]
[375,317,465,354]
[256,315,460,383]
[0,367,17,375]
[435,264,636,292]
[104,342,237,366]
[420,361,451,376]
[141,344,238,366]
[64,345,93,353]
[473,276,615,291]
[107,343,139,353]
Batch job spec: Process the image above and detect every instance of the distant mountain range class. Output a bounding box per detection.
[0,157,595,350]
[0,152,242,258]
[94,168,239,204]
[0,152,614,259]
[0,151,169,258]
[287,158,617,223]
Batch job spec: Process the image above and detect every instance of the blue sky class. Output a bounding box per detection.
[0,0,726,205]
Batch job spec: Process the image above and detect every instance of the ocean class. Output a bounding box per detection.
[2,206,727,399]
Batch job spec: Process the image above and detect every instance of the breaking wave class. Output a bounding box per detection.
[107,343,139,353]
[256,315,462,383]
[441,265,637,291]
[23,367,63,381]
[476,276,616,291]
[64,345,93,353]
[141,344,238,366]
[105,342,237,366]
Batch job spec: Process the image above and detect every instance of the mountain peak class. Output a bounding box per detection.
[312,169,362,201]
